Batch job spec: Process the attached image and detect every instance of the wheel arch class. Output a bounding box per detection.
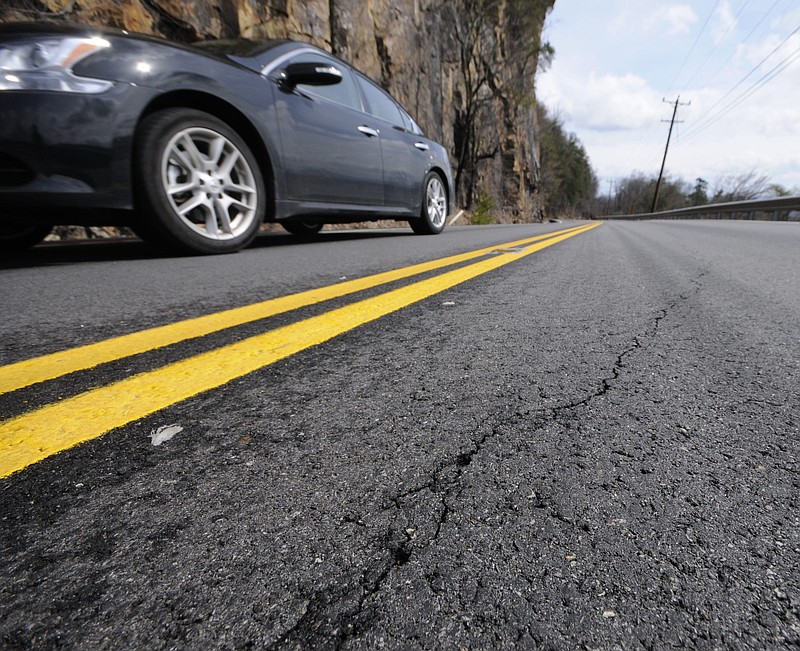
[135,91,275,221]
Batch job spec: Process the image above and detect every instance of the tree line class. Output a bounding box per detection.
[537,105,597,219]
[534,113,795,219]
[598,172,794,217]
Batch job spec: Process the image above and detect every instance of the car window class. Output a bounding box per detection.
[398,108,414,132]
[356,75,404,128]
[288,52,361,111]
[399,107,423,136]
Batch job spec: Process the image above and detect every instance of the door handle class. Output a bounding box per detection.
[414,142,430,151]
[358,126,379,137]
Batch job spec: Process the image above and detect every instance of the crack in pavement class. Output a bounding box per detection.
[547,271,707,419]
[278,272,709,648]
[275,421,502,649]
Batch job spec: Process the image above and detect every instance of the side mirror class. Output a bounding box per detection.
[282,62,343,88]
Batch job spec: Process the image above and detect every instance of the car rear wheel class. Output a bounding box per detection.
[410,172,447,235]
[0,221,51,253]
[135,109,265,254]
[281,220,323,237]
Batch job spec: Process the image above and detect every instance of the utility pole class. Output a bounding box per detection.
[652,96,690,213]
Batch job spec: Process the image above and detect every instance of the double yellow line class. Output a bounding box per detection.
[0,222,601,477]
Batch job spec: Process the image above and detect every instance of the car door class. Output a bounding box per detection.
[270,52,384,206]
[355,73,430,211]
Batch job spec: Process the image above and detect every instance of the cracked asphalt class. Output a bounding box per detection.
[1,221,798,649]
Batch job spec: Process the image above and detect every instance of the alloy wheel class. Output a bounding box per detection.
[162,127,259,241]
[426,176,447,229]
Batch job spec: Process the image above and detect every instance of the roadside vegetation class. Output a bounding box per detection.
[525,110,796,221]
[537,105,598,220]
[597,171,795,217]
[526,111,795,222]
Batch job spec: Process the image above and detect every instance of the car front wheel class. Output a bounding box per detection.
[410,171,447,235]
[135,109,265,254]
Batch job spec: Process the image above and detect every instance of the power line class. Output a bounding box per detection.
[693,23,800,122]
[686,0,783,93]
[680,0,752,92]
[615,2,774,178]
[682,28,800,139]
[665,0,722,95]
[682,47,800,140]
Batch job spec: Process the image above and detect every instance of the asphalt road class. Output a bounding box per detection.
[1,220,798,650]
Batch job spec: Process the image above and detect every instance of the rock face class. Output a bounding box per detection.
[1,0,554,220]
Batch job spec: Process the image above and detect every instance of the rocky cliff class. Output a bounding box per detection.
[1,0,554,220]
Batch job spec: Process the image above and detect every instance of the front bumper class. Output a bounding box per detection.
[0,82,157,223]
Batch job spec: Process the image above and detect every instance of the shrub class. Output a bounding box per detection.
[471,188,494,225]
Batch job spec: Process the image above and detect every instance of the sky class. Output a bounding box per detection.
[537,0,800,195]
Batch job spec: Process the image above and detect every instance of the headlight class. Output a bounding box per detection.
[0,36,113,93]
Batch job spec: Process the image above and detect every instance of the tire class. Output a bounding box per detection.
[135,109,266,255]
[282,220,323,237]
[410,171,447,235]
[0,221,51,253]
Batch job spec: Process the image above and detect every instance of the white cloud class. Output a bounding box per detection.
[540,71,662,131]
[647,4,698,35]
[772,8,800,32]
[656,5,697,35]
[740,31,800,72]
[539,1,800,191]
[711,1,737,44]
[610,3,697,35]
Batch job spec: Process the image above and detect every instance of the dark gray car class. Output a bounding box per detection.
[0,23,454,254]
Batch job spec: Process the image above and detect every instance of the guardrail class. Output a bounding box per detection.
[604,196,800,221]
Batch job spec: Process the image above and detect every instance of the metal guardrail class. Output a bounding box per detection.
[604,196,800,221]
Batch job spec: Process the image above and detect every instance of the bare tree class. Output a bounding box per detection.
[448,0,499,208]
[447,0,553,209]
[712,170,772,202]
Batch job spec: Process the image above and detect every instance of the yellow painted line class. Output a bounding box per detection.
[0,224,590,394]
[0,222,601,478]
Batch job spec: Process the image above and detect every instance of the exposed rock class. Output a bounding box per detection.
[1,0,554,221]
